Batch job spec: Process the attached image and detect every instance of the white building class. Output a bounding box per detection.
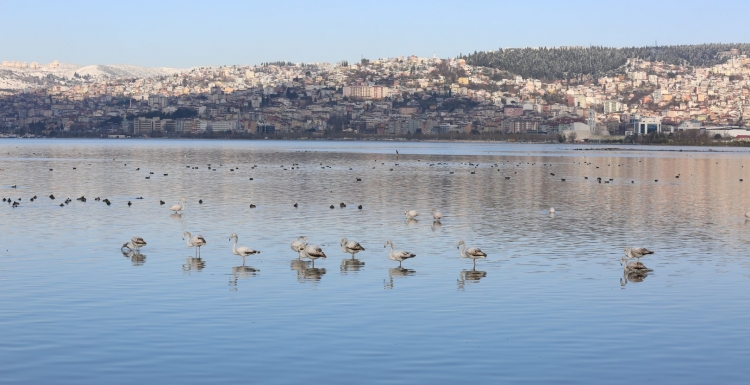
[343,85,390,100]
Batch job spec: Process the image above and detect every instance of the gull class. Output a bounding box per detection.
[624,247,654,262]
[229,233,260,264]
[183,231,207,257]
[384,240,415,267]
[404,210,419,219]
[457,240,487,268]
[432,208,442,221]
[340,238,365,258]
[298,244,326,266]
[121,237,147,252]
[291,236,308,255]
[171,197,186,213]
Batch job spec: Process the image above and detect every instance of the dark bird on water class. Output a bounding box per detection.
[199,199,203,204]
[330,205,335,209]
[294,203,298,208]
[249,204,256,208]
[358,205,363,209]
[340,202,346,208]
[160,200,165,205]
[128,201,132,207]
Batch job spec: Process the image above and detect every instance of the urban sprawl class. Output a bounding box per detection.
[2,49,750,142]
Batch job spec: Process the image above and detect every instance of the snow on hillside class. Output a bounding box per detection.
[0,62,185,90]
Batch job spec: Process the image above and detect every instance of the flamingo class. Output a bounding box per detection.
[171,197,186,213]
[229,233,260,264]
[291,236,308,255]
[340,238,365,258]
[121,237,147,252]
[432,208,442,221]
[404,210,419,219]
[183,231,207,257]
[384,240,415,267]
[624,247,654,262]
[298,244,326,266]
[457,240,487,268]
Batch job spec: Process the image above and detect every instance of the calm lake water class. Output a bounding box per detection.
[1,139,749,384]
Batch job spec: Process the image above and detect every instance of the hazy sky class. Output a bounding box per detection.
[1,0,748,68]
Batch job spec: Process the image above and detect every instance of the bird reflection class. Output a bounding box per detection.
[229,265,259,289]
[290,259,326,282]
[340,258,365,273]
[170,212,186,226]
[431,220,442,231]
[182,257,206,272]
[121,249,146,266]
[383,267,416,289]
[457,268,487,290]
[405,218,419,226]
[620,270,649,287]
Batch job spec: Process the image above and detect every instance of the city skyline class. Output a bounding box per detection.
[1,0,749,68]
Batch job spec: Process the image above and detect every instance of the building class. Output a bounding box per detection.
[342,86,390,100]
[503,105,523,118]
[603,100,623,114]
[633,116,662,135]
[502,118,539,133]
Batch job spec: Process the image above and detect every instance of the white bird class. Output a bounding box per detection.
[457,240,487,268]
[624,247,654,262]
[183,231,207,257]
[171,197,186,213]
[620,256,652,273]
[341,238,365,258]
[384,240,416,267]
[229,233,260,264]
[404,210,419,219]
[121,236,147,252]
[299,244,326,266]
[432,208,442,221]
[549,207,555,214]
[745,211,750,219]
[291,236,308,255]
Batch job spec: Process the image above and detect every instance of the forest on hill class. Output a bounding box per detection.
[460,44,750,80]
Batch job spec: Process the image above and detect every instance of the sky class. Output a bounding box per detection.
[1,0,749,68]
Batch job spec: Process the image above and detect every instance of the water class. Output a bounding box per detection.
[1,139,749,384]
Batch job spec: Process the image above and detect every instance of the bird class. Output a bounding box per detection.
[330,205,335,209]
[384,240,415,267]
[183,231,207,257]
[404,210,419,219]
[340,202,346,208]
[341,238,365,258]
[229,233,260,264]
[170,197,186,213]
[159,200,165,205]
[745,211,750,219]
[624,247,654,262]
[127,201,132,207]
[358,205,363,210]
[249,204,256,208]
[457,240,487,268]
[122,237,147,252]
[432,208,442,221]
[294,202,298,208]
[549,207,555,214]
[299,244,326,266]
[620,257,652,273]
[291,236,308,254]
[198,199,203,204]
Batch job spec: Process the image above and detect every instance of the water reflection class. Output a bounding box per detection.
[121,249,146,266]
[620,270,650,287]
[182,257,206,272]
[229,266,259,290]
[457,269,487,290]
[431,221,442,232]
[383,267,416,290]
[290,259,326,282]
[340,258,365,274]
[404,218,419,226]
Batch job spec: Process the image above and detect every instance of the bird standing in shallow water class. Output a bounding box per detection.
[291,236,308,255]
[457,240,487,268]
[183,231,207,257]
[299,244,326,266]
[625,247,654,262]
[122,237,147,252]
[384,241,415,267]
[404,210,419,219]
[432,208,442,221]
[341,238,365,258]
[171,198,186,213]
[229,233,260,265]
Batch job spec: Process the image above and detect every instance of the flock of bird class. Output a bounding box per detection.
[118,199,491,275]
